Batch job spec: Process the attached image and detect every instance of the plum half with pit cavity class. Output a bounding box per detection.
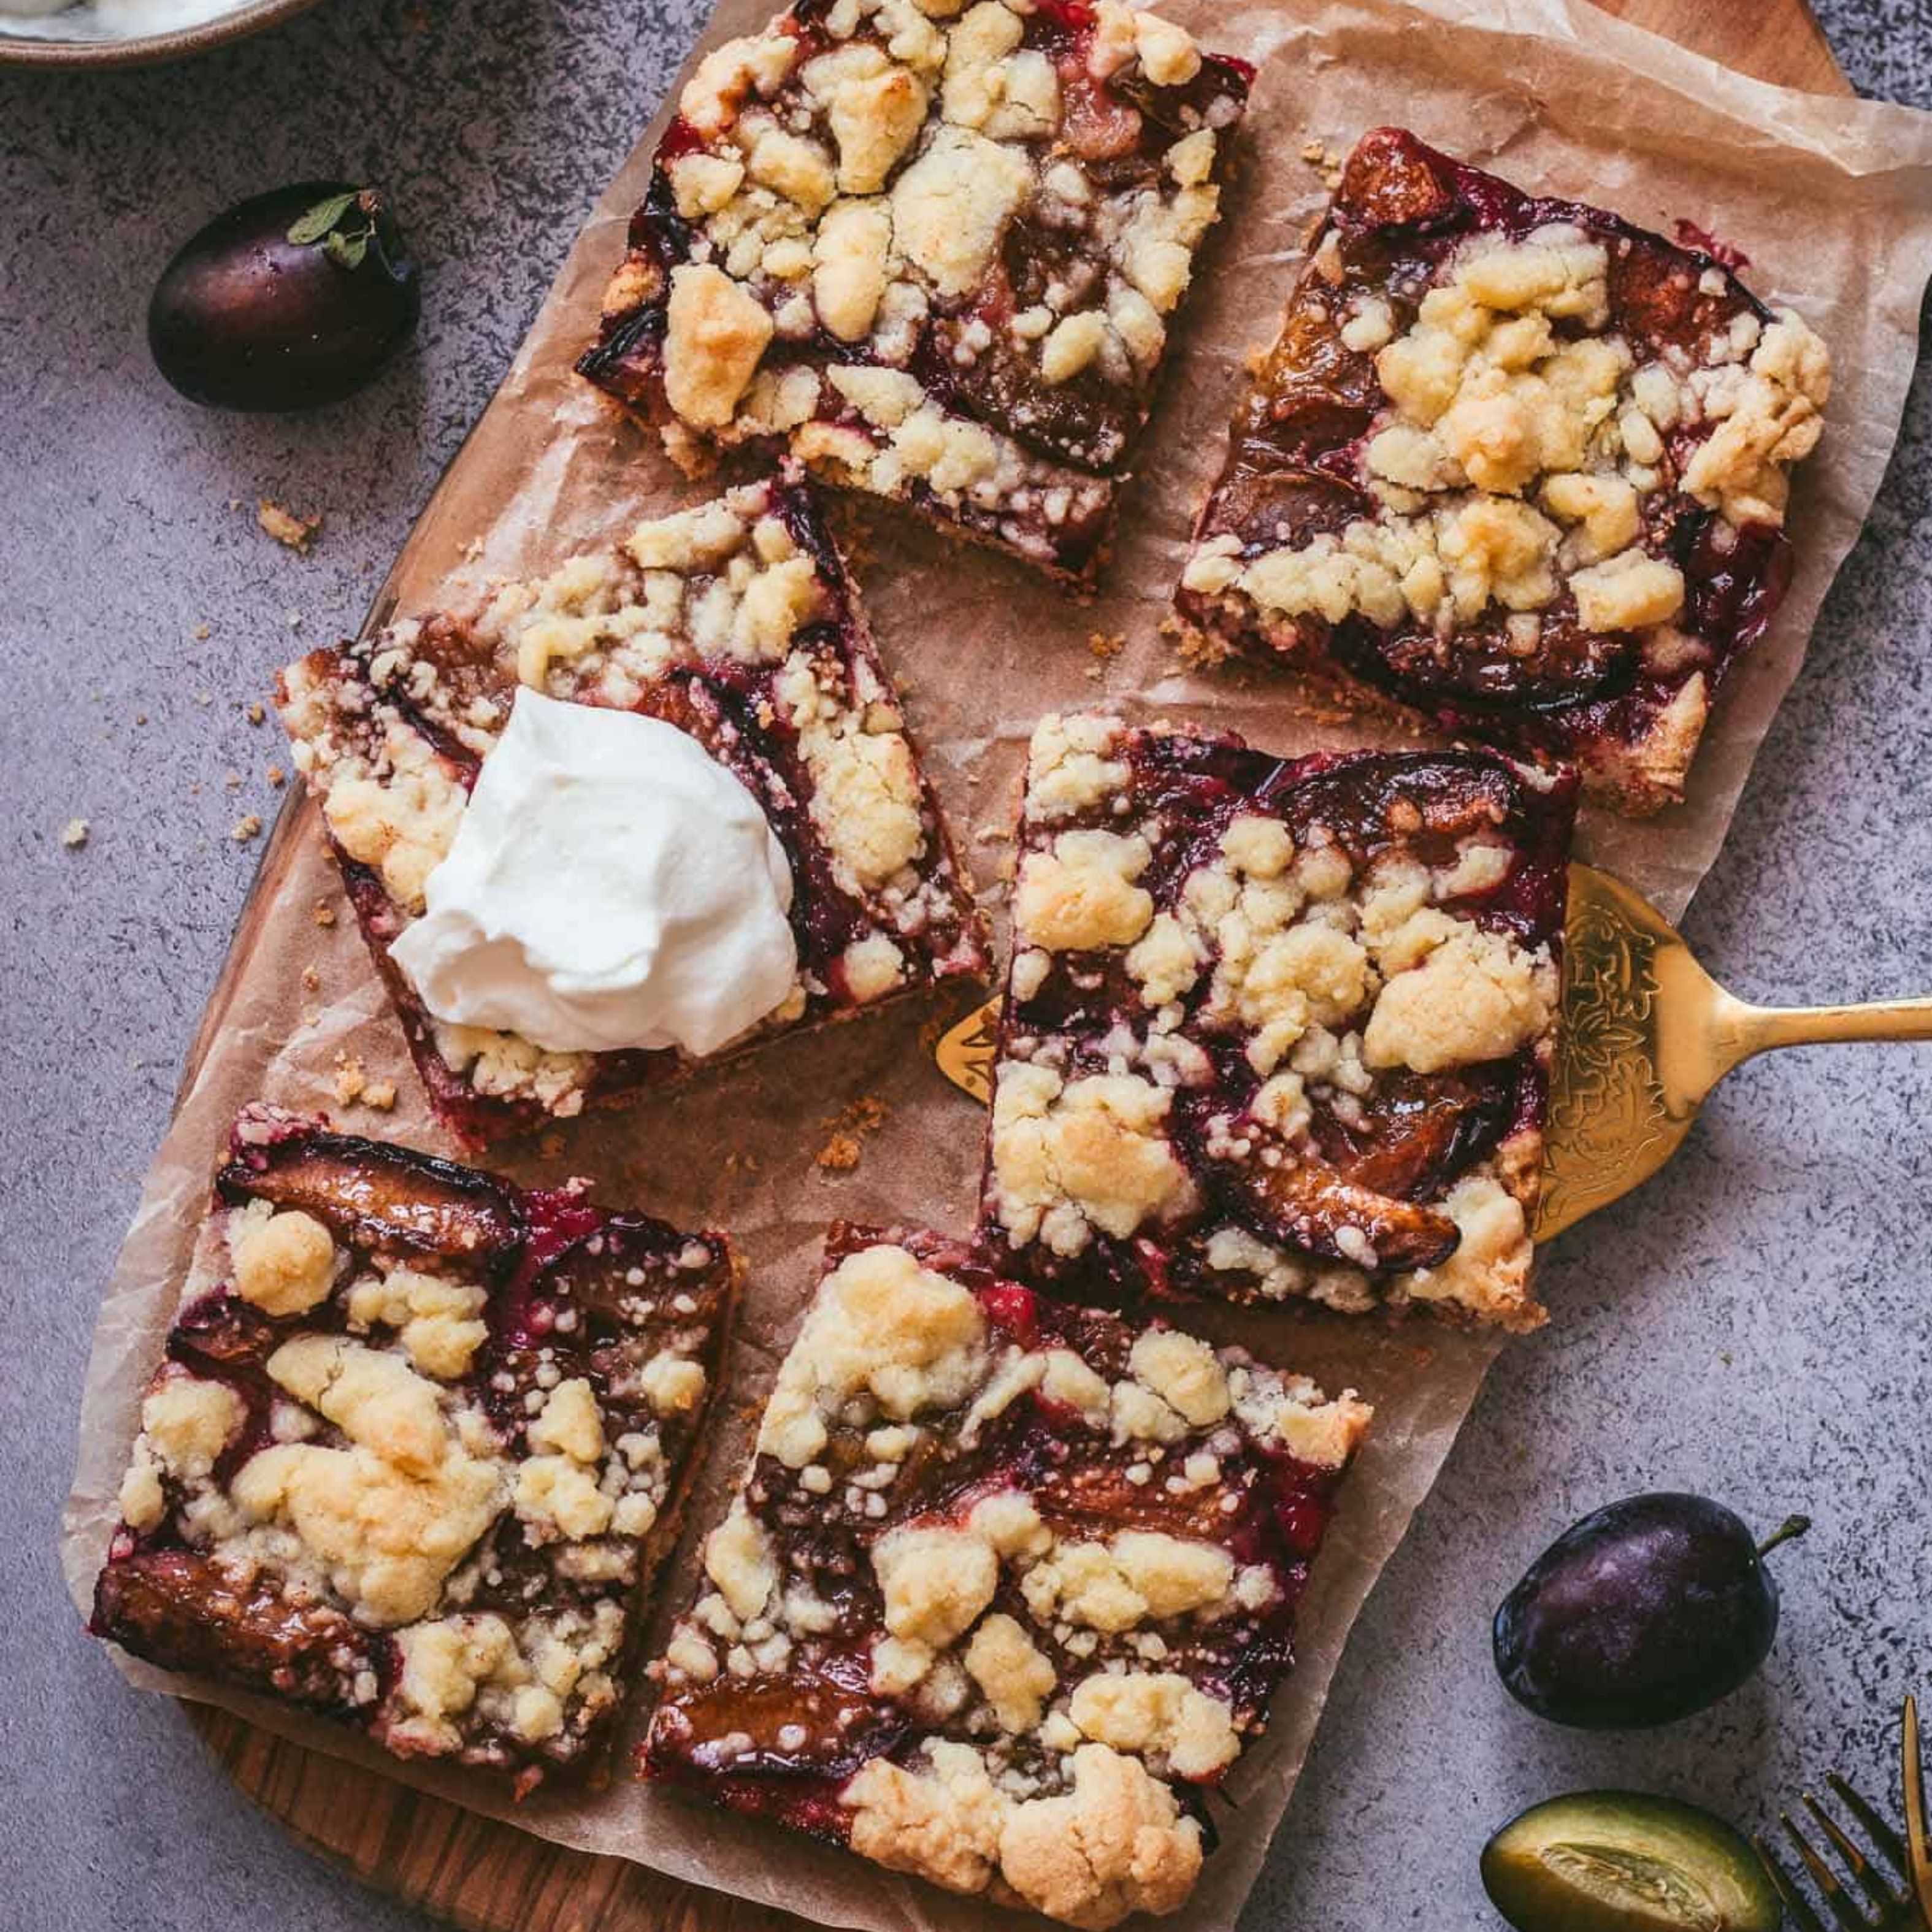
[1482,1791,1782,1932]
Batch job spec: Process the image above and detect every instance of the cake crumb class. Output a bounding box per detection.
[332,1053,392,1109]
[247,702,265,726]
[816,1133,863,1172]
[1287,693,1356,727]
[1085,629,1125,683]
[193,624,211,642]
[61,818,89,849]
[815,1094,889,1173]
[231,814,263,843]
[1171,623,1233,672]
[303,965,322,994]
[313,900,337,929]
[267,764,286,788]
[258,499,322,553]
[1300,137,1343,186]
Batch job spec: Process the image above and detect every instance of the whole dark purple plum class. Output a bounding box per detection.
[1493,1493,1808,1729]
[148,182,420,410]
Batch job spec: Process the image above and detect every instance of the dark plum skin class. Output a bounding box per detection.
[148,182,420,410]
[1493,1494,1808,1729]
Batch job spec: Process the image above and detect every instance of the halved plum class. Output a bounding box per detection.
[1482,1792,1782,1932]
[218,1118,522,1260]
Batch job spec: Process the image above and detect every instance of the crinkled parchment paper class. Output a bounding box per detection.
[63,1,1932,1926]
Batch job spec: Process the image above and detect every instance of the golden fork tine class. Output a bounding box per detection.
[1758,1832,1837,1932]
[1807,1788,1907,1914]
[1832,1773,1914,1884]
[1782,1809,1885,1931]
[1904,1695,1932,1919]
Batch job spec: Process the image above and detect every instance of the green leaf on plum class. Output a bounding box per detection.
[286,191,361,245]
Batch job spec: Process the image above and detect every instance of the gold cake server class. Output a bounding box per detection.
[934,863,1932,1241]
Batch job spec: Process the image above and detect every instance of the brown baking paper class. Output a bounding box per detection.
[63,0,1932,1926]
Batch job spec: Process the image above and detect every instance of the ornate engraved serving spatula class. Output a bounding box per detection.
[935,864,1932,1242]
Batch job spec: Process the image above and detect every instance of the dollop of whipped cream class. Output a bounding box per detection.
[390,690,798,1057]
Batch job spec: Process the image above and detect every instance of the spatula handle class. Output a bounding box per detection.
[1731,995,1932,1059]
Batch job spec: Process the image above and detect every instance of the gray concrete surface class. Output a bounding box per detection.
[4,2,1930,1927]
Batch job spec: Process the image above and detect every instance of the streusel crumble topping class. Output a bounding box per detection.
[1177,128,1831,812]
[92,1106,736,1794]
[979,713,1575,1330]
[644,1225,1369,1928]
[580,0,1252,584]
[277,468,984,1143]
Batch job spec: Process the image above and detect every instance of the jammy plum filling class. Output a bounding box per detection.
[1176,126,1830,813]
[579,0,1252,585]
[642,1223,1370,1929]
[979,715,1576,1331]
[277,466,986,1145]
[91,1104,736,1795]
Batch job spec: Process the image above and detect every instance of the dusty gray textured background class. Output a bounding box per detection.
[3,1,1930,1927]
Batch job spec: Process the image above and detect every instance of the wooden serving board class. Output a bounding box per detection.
[182,3,1853,1928]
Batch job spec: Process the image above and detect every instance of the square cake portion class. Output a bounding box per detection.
[1176,126,1831,813]
[278,466,985,1145]
[91,1105,735,1795]
[643,1224,1370,1928]
[578,0,1252,585]
[979,714,1575,1330]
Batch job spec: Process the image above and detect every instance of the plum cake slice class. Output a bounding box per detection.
[1176,126,1831,813]
[91,1104,736,1795]
[578,0,1252,586]
[642,1224,1370,1928]
[978,713,1576,1330]
[277,466,986,1146]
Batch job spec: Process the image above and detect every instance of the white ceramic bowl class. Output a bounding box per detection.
[0,0,323,67]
